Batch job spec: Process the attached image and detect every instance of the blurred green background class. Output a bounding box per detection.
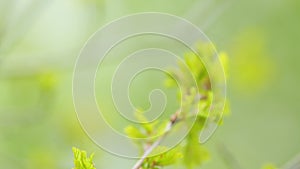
[0,0,299,169]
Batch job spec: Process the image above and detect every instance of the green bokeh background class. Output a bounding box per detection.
[0,0,299,168]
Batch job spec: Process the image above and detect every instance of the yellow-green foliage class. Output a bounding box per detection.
[141,146,183,169]
[262,163,279,169]
[72,43,229,169]
[126,42,228,169]
[72,147,96,169]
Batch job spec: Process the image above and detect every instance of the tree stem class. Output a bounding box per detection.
[132,110,180,169]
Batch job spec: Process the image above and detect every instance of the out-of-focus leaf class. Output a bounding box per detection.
[230,29,274,94]
[219,52,229,78]
[183,116,210,169]
[124,125,146,138]
[262,163,279,169]
[38,72,57,91]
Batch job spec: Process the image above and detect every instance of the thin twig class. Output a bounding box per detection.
[132,91,202,169]
[282,153,300,169]
[217,142,243,169]
[132,110,180,169]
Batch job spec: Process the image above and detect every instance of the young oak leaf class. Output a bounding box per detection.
[72,147,96,169]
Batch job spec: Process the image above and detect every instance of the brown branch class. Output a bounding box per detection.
[132,110,180,169]
[132,92,202,169]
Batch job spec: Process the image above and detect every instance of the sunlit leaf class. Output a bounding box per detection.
[72,147,96,169]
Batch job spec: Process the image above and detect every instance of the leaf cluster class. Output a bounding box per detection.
[127,42,229,169]
[72,147,96,169]
[71,42,230,169]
